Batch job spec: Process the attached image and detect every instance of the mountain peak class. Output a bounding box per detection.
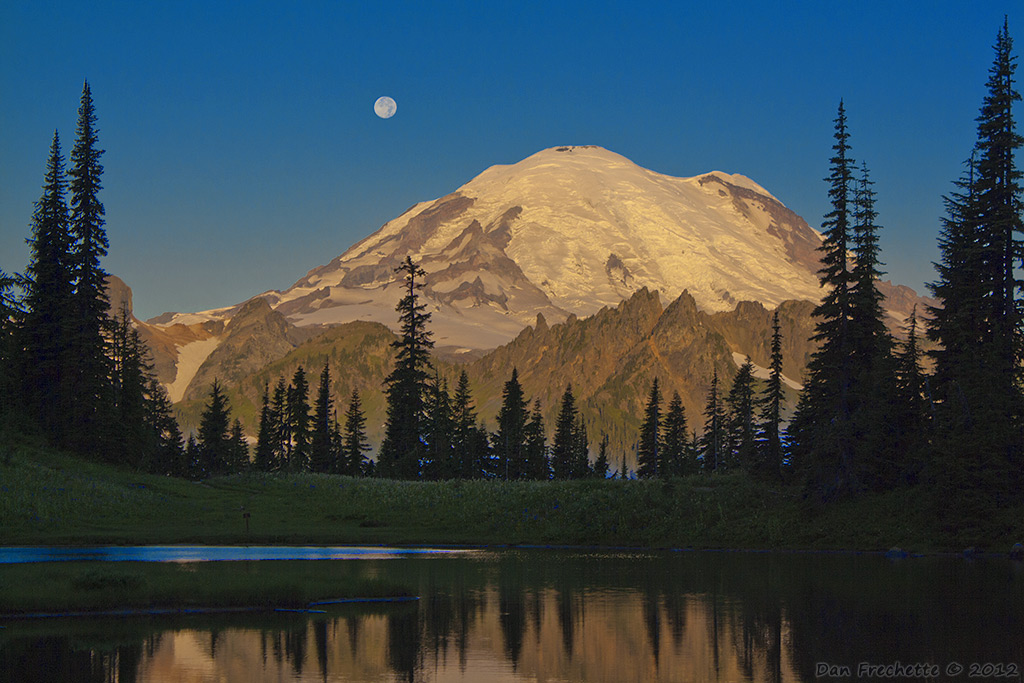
[161,145,919,351]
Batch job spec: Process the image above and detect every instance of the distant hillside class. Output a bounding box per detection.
[177,289,817,470]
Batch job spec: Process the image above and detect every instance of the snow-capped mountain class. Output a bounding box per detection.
[160,145,825,349]
[152,145,929,400]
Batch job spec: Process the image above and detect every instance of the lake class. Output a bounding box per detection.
[1,547,1022,682]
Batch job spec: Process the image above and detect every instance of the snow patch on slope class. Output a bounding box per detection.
[732,351,803,391]
[167,337,222,402]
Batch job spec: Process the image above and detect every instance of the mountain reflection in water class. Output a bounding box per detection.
[2,550,1022,682]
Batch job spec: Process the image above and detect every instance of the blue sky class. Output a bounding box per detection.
[1,1,1020,320]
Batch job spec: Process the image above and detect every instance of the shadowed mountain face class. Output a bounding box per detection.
[172,288,818,468]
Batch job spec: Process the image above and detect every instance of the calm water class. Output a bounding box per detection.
[2,548,1022,682]
[0,545,474,563]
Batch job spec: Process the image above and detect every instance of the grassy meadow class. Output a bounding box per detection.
[3,435,1022,554]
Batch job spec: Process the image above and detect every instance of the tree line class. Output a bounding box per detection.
[1,82,186,473]
[634,312,786,482]
[787,22,1022,509]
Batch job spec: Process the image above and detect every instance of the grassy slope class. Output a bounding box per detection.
[1,438,1022,553]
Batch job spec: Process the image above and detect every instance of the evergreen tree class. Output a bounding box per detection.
[197,379,231,477]
[850,163,892,364]
[452,371,485,479]
[661,391,690,477]
[228,418,249,472]
[0,268,20,427]
[929,22,1024,502]
[975,20,1024,410]
[493,367,528,480]
[893,306,929,483]
[726,357,757,471]
[67,81,113,455]
[787,101,861,500]
[423,373,455,479]
[572,415,591,479]
[619,454,629,480]
[21,131,76,443]
[145,376,186,477]
[253,382,278,472]
[108,304,184,474]
[701,370,728,473]
[330,409,344,473]
[309,366,335,473]
[929,160,982,417]
[523,398,549,480]
[637,378,662,478]
[341,389,371,476]
[286,366,311,471]
[551,385,580,480]
[271,377,289,467]
[185,434,201,480]
[593,432,610,479]
[378,257,433,479]
[109,305,151,467]
[851,162,897,488]
[756,312,785,481]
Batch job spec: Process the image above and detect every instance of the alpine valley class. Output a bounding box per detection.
[125,146,930,464]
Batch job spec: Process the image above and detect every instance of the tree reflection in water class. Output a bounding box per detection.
[2,550,1022,682]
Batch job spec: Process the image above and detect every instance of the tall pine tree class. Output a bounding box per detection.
[341,389,371,476]
[197,379,232,477]
[109,304,151,468]
[551,385,579,480]
[928,21,1023,500]
[254,382,278,471]
[228,418,249,472]
[660,391,689,477]
[726,358,757,471]
[701,370,728,473]
[523,398,549,480]
[787,101,861,500]
[286,366,311,471]
[452,371,485,479]
[68,81,113,455]
[756,312,785,481]
[145,376,186,477]
[850,162,896,489]
[423,373,455,479]
[21,132,75,444]
[893,306,929,484]
[378,257,433,479]
[637,378,662,478]
[493,367,528,480]
[271,377,289,466]
[309,366,335,473]
[572,414,591,479]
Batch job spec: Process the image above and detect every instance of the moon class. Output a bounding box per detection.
[374,96,397,119]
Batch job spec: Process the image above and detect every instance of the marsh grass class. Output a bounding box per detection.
[1,435,1020,552]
